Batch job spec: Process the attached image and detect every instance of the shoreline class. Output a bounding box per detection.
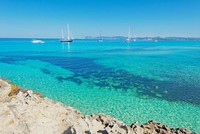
[0,78,196,134]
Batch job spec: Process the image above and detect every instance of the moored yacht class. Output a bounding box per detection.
[60,24,73,42]
[98,33,103,42]
[125,26,131,42]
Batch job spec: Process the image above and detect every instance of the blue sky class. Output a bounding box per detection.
[0,0,200,38]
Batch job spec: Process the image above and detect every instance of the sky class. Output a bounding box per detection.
[0,0,200,38]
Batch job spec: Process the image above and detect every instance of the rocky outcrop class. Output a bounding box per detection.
[0,78,197,134]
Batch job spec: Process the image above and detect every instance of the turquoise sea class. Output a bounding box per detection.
[0,39,200,132]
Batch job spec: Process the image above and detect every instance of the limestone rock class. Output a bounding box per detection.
[0,79,12,102]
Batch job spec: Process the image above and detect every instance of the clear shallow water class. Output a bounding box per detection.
[0,39,200,132]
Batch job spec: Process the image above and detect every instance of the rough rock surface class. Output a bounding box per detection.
[0,79,197,134]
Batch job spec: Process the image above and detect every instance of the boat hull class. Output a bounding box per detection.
[60,40,73,42]
[125,39,131,42]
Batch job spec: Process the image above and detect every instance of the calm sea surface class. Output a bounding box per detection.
[0,39,200,132]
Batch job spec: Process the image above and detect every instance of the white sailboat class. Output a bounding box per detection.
[125,26,131,42]
[98,33,103,42]
[60,24,73,42]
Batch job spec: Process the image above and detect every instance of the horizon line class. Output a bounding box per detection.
[0,36,200,39]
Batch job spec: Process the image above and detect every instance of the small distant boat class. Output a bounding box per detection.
[98,33,103,42]
[125,26,131,42]
[60,24,73,42]
[32,39,44,44]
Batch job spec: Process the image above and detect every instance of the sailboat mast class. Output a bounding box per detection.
[128,26,131,39]
[61,29,64,39]
[67,24,70,40]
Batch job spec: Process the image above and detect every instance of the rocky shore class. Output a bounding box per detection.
[0,78,197,134]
